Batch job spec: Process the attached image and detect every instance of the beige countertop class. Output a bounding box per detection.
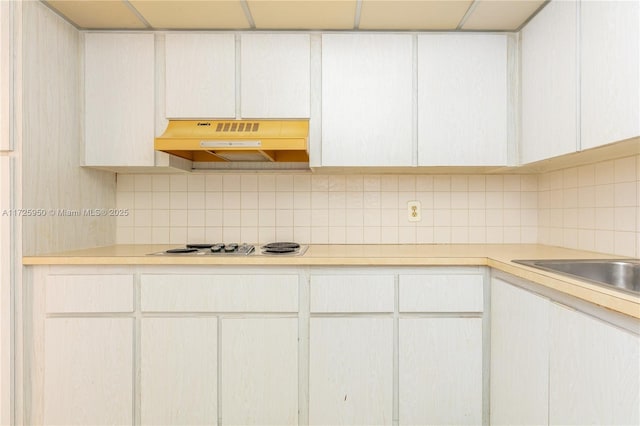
[23,244,640,319]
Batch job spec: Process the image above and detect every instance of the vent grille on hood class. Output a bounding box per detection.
[154,120,308,163]
[213,121,260,133]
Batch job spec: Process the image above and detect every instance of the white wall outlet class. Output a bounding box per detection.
[407,200,421,222]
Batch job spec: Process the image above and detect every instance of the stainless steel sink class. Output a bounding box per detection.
[513,259,640,295]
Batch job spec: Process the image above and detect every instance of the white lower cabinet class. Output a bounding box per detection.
[490,277,550,425]
[140,272,299,425]
[43,318,134,426]
[399,273,484,426]
[491,275,640,426]
[309,270,485,426]
[399,318,482,425]
[309,317,393,425]
[549,304,640,425]
[29,265,640,426]
[308,273,394,424]
[142,317,298,426]
[221,318,298,425]
[141,317,218,425]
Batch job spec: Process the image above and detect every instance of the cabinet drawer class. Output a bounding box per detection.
[141,274,298,312]
[399,275,483,313]
[310,275,394,313]
[46,275,134,313]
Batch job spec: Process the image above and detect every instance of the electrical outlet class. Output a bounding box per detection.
[407,200,421,222]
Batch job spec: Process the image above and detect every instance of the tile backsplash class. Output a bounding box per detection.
[116,155,639,257]
[116,173,539,245]
[538,155,639,257]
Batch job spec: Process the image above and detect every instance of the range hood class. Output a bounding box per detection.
[154,119,309,163]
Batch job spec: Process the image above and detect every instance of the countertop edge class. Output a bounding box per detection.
[488,259,640,319]
[21,256,489,266]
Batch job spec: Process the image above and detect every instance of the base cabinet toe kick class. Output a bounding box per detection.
[18,264,639,425]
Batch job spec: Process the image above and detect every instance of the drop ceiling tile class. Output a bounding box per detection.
[129,0,251,29]
[359,0,473,30]
[45,0,148,29]
[248,0,357,30]
[462,0,546,31]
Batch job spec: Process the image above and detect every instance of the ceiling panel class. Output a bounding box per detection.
[248,0,357,30]
[129,0,251,29]
[45,0,148,29]
[462,0,546,30]
[43,0,549,31]
[359,0,473,30]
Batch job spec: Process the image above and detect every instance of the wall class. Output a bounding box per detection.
[21,1,116,255]
[538,154,640,257]
[116,155,640,257]
[115,173,538,245]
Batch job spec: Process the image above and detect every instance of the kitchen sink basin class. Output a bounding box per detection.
[513,259,640,295]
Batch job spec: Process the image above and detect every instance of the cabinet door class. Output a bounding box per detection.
[399,318,482,425]
[309,317,393,425]
[580,0,640,149]
[141,318,218,425]
[417,34,507,166]
[490,278,550,425]
[43,318,133,425]
[521,0,578,163]
[85,33,155,167]
[221,318,298,425]
[321,34,413,166]
[241,34,310,118]
[549,304,640,425]
[165,33,236,119]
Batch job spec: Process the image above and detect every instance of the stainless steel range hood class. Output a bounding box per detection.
[155,119,309,163]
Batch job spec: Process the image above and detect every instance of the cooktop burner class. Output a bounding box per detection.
[150,243,255,256]
[165,247,200,254]
[148,242,308,257]
[186,243,215,249]
[261,242,302,254]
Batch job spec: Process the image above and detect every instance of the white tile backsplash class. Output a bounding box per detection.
[117,157,639,256]
[538,155,639,257]
[118,172,541,246]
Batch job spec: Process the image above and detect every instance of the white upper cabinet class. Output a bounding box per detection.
[418,34,508,166]
[321,34,414,167]
[520,0,578,164]
[240,34,310,118]
[84,33,155,167]
[580,0,640,150]
[164,33,310,120]
[165,33,236,119]
[521,0,639,162]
